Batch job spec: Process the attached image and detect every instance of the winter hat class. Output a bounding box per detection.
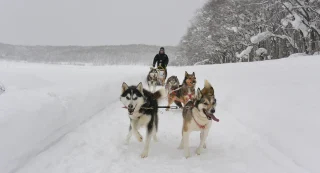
[160,47,165,51]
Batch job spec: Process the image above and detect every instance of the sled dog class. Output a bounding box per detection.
[147,67,159,92]
[178,80,219,158]
[120,82,165,158]
[166,71,196,110]
[165,75,180,94]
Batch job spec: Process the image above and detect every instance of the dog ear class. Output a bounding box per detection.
[185,71,188,77]
[196,88,202,100]
[136,82,144,94]
[204,80,212,88]
[122,82,129,93]
[192,72,195,76]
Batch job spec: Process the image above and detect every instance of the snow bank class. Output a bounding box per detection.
[0,62,148,173]
[288,53,308,58]
[313,51,320,55]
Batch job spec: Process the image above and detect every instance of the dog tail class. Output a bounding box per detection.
[153,88,167,100]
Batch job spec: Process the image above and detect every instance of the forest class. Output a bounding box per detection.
[177,0,320,65]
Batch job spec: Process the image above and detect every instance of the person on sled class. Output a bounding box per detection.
[153,47,169,79]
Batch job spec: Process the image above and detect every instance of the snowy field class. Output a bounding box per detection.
[0,55,319,173]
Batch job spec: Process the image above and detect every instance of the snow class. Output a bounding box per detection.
[281,18,289,27]
[236,46,253,60]
[0,61,145,173]
[250,32,273,44]
[194,59,209,66]
[288,53,308,57]
[284,13,309,37]
[251,31,298,49]
[1,55,320,173]
[0,82,5,95]
[226,27,239,33]
[255,48,268,56]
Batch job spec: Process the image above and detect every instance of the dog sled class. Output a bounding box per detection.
[156,66,166,86]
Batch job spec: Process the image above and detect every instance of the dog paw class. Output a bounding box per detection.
[196,148,201,155]
[165,108,169,111]
[140,151,149,158]
[153,137,158,142]
[135,133,143,142]
[185,154,191,159]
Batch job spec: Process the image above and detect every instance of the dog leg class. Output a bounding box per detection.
[183,131,191,158]
[178,129,184,149]
[153,134,158,142]
[174,100,183,109]
[152,129,158,142]
[152,82,156,93]
[125,125,132,145]
[166,97,174,111]
[178,138,184,149]
[200,131,207,149]
[196,130,209,155]
[131,121,143,142]
[148,82,151,92]
[141,128,153,158]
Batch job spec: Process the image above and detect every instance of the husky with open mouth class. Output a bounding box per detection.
[178,80,219,158]
[120,82,165,158]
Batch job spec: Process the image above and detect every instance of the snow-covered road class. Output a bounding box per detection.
[1,55,319,173]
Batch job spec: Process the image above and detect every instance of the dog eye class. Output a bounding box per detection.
[126,96,130,100]
[204,103,209,105]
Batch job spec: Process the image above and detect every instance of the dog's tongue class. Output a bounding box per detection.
[207,113,220,122]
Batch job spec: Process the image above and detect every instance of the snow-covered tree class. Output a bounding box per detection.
[178,0,320,65]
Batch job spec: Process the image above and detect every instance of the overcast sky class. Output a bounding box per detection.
[0,0,206,46]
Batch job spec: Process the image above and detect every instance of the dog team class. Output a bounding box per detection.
[120,70,219,159]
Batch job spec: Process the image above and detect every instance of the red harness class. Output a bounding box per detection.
[192,115,206,129]
[187,94,193,101]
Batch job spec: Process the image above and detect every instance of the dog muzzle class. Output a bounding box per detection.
[127,104,135,115]
[203,108,219,122]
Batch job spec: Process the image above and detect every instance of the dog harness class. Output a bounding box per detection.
[192,115,206,129]
[187,93,193,101]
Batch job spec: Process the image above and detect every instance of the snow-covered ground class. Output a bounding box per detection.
[0,55,319,173]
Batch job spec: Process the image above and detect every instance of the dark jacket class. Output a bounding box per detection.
[153,53,169,68]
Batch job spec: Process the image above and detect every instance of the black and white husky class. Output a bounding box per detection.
[147,67,158,92]
[120,82,165,158]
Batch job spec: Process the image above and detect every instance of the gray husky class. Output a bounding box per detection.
[147,67,159,92]
[120,82,165,158]
[165,75,180,94]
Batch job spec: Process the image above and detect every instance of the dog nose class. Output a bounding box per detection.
[210,109,215,114]
[128,104,133,109]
